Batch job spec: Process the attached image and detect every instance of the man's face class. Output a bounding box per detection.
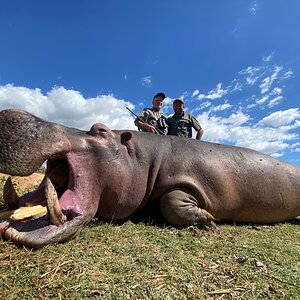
[152,96,164,110]
[173,101,184,115]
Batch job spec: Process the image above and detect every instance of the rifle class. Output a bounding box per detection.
[126,106,165,135]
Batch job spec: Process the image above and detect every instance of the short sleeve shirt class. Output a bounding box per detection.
[136,107,168,135]
[167,113,202,138]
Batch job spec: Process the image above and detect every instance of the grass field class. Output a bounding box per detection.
[0,174,299,299]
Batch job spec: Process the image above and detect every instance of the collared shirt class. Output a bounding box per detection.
[167,112,202,138]
[136,107,168,135]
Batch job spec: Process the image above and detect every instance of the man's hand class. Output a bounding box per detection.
[143,123,158,134]
[136,120,158,134]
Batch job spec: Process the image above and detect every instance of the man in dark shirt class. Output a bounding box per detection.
[167,99,204,140]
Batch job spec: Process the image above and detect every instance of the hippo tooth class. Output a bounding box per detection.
[3,177,19,209]
[10,205,47,221]
[45,177,65,226]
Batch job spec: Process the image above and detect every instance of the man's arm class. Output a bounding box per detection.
[195,128,204,140]
[190,114,204,140]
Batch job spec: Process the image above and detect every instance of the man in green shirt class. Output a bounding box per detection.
[167,99,204,140]
[134,92,168,135]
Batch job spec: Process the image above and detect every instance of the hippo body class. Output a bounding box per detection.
[0,109,299,248]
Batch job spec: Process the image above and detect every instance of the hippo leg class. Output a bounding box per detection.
[160,188,215,227]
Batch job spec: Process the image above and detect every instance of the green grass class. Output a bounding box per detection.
[0,175,299,299]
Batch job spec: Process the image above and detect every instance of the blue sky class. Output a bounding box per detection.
[0,0,299,166]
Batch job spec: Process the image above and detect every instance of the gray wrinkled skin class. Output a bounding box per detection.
[0,109,299,248]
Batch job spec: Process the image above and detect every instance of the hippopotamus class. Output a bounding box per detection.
[0,109,299,248]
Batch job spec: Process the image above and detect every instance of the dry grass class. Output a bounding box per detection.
[0,174,299,299]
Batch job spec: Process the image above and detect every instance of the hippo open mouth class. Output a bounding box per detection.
[0,155,100,248]
[0,109,101,248]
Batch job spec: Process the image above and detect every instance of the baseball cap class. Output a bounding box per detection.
[153,92,166,100]
[173,98,184,104]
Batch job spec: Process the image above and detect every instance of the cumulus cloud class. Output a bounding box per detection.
[197,83,228,100]
[258,108,300,127]
[223,112,250,126]
[0,84,136,131]
[290,143,300,152]
[2,53,299,163]
[185,55,298,160]
[195,106,299,157]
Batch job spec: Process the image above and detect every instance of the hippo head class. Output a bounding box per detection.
[0,109,128,248]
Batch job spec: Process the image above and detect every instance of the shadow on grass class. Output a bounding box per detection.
[88,201,166,228]
[88,201,300,229]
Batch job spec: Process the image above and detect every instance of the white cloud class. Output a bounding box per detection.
[239,66,262,86]
[281,70,294,80]
[0,84,136,131]
[209,103,232,112]
[291,142,300,149]
[246,103,257,109]
[271,152,284,158]
[197,107,298,157]
[188,55,298,159]
[256,95,269,105]
[190,101,211,114]
[249,1,258,15]
[197,83,228,100]
[192,90,199,97]
[223,112,250,126]
[231,81,243,92]
[267,96,283,108]
[258,108,300,127]
[259,66,283,94]
[141,76,152,87]
[1,75,298,162]
[271,87,282,95]
[290,143,300,152]
[263,53,274,62]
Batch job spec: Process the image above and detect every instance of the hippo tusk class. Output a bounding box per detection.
[45,177,66,226]
[3,177,19,209]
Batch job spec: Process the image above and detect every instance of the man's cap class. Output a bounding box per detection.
[153,92,166,100]
[173,98,184,104]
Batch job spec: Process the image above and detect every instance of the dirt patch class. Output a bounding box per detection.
[0,172,44,193]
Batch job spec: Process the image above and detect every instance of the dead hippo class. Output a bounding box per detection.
[0,109,299,248]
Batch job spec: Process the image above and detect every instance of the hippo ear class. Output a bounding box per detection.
[121,132,132,144]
